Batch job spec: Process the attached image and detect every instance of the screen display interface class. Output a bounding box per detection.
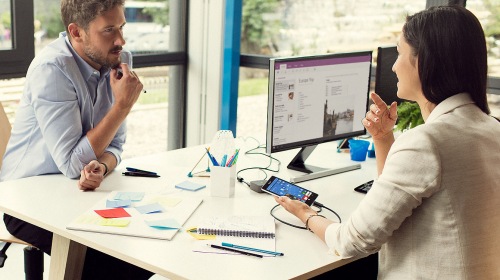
[269,52,372,152]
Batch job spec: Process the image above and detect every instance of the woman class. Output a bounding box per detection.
[275,6,500,279]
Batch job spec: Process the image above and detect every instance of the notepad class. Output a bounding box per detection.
[191,216,276,254]
[196,216,276,239]
[67,191,203,240]
[175,180,206,191]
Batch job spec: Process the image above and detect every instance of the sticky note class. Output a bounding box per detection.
[135,203,165,214]
[106,199,132,208]
[94,208,131,218]
[145,218,182,230]
[99,219,130,227]
[175,181,206,191]
[114,192,145,201]
[148,196,182,207]
[186,227,216,240]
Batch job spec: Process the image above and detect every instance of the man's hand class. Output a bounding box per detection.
[78,160,105,191]
[110,63,143,111]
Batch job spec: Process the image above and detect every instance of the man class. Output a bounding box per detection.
[1,0,153,278]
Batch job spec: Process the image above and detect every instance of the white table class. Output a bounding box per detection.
[0,141,377,279]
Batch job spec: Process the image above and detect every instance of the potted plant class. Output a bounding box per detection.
[395,101,424,131]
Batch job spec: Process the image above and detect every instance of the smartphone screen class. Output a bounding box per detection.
[261,176,318,206]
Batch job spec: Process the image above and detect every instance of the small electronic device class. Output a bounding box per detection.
[375,46,404,105]
[261,176,318,206]
[354,180,374,194]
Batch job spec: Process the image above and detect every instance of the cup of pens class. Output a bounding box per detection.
[210,165,236,198]
[207,130,238,198]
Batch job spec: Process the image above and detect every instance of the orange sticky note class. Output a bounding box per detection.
[94,208,131,218]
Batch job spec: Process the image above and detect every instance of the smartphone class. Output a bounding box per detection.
[261,176,318,206]
[354,180,374,194]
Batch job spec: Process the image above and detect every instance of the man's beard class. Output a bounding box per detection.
[83,41,121,69]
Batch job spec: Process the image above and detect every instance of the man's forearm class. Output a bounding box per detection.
[87,105,130,158]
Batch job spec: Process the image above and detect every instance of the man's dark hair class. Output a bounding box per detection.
[61,0,125,33]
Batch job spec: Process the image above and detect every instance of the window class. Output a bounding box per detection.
[0,0,34,79]
[237,0,426,140]
[0,0,187,157]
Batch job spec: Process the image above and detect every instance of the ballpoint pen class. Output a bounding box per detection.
[220,154,227,167]
[225,149,239,167]
[221,242,284,256]
[209,244,263,258]
[205,147,219,166]
[122,171,160,178]
[227,149,240,167]
[126,167,157,175]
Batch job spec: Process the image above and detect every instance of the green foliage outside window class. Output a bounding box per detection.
[241,0,280,54]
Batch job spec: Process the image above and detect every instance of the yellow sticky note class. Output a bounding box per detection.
[150,196,182,208]
[99,218,131,227]
[75,215,105,225]
[186,227,216,240]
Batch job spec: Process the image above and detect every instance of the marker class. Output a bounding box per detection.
[221,242,284,256]
[209,244,263,258]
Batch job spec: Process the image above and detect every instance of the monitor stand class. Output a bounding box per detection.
[287,145,361,183]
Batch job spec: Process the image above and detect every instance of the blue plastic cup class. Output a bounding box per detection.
[348,139,370,161]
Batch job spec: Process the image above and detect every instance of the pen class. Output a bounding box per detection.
[220,154,227,167]
[221,242,284,256]
[209,244,263,258]
[205,148,219,166]
[126,167,157,175]
[225,149,238,167]
[122,172,160,178]
[228,149,240,167]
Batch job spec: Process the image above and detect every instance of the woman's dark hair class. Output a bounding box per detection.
[403,5,489,114]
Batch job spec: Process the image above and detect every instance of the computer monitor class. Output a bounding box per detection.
[375,46,404,105]
[266,51,373,182]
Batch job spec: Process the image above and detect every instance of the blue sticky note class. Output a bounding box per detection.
[114,192,145,201]
[106,199,132,208]
[175,180,206,191]
[145,219,181,230]
[135,203,165,214]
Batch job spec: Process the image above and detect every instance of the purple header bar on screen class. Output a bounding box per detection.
[274,55,371,70]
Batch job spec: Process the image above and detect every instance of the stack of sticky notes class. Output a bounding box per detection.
[175,180,206,191]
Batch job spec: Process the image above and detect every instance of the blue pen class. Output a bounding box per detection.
[126,167,157,175]
[205,148,219,166]
[221,242,284,256]
[220,154,227,167]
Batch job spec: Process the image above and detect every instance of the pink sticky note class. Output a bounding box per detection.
[94,208,131,218]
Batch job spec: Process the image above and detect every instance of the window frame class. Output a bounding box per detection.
[0,0,34,79]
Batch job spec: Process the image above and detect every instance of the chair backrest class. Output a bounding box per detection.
[0,102,12,169]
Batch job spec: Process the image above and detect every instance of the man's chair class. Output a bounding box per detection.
[0,102,44,279]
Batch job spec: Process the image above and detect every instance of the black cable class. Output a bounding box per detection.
[235,137,281,188]
[270,201,341,230]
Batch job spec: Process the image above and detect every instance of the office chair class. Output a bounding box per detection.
[0,101,44,280]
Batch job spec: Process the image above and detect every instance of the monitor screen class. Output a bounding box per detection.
[375,46,404,105]
[266,51,372,178]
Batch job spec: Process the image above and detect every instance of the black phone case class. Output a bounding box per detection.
[354,180,374,194]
